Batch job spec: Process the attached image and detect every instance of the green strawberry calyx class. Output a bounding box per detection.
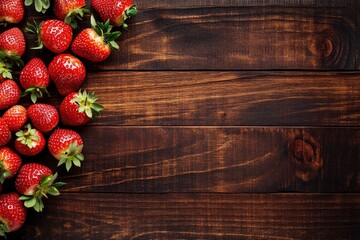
[0,51,24,69]
[24,0,50,14]
[0,161,11,184]
[15,124,40,149]
[0,220,10,237]
[21,86,51,103]
[121,5,138,30]
[65,5,91,29]
[19,172,65,212]
[90,15,121,50]
[0,60,13,79]
[72,89,104,119]
[24,20,44,50]
[57,141,84,172]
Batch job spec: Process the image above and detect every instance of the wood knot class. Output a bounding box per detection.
[288,132,323,182]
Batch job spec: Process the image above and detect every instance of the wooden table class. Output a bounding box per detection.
[5,0,360,239]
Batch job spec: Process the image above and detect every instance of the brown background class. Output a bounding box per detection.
[3,0,360,239]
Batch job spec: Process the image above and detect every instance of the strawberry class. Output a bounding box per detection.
[20,58,50,103]
[28,103,59,133]
[25,19,73,53]
[60,90,104,126]
[0,79,21,111]
[15,124,46,156]
[0,118,11,147]
[0,147,22,184]
[2,105,28,132]
[24,0,50,14]
[0,0,24,24]
[92,0,137,28]
[15,163,64,212]
[0,192,27,236]
[53,0,91,29]
[48,54,86,96]
[48,129,84,171]
[0,27,26,58]
[71,16,121,62]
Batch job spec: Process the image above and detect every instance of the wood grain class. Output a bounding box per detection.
[32,127,358,193]
[19,0,359,70]
[35,71,360,126]
[8,193,360,239]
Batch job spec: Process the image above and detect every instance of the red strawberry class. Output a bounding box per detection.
[24,0,50,14]
[60,90,104,126]
[2,105,27,132]
[0,0,24,24]
[53,0,91,29]
[15,124,46,156]
[0,147,22,184]
[0,28,26,58]
[0,79,21,110]
[15,163,64,212]
[20,58,50,103]
[25,19,73,53]
[48,54,86,96]
[71,16,121,62]
[28,103,59,133]
[0,192,27,236]
[0,118,11,147]
[92,0,137,28]
[48,128,84,171]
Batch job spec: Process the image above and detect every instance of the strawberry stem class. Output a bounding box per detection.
[57,141,84,172]
[73,89,104,119]
[19,173,65,212]
[0,161,11,184]
[90,15,121,50]
[21,87,50,103]
[25,0,50,14]
[15,124,40,149]
[24,21,44,50]
[0,221,9,237]
[65,6,91,29]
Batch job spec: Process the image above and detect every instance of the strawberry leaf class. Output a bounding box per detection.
[0,221,10,237]
[24,0,33,6]
[24,197,37,208]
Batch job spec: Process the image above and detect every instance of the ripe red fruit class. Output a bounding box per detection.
[92,0,137,27]
[60,90,104,126]
[20,58,50,103]
[15,124,46,156]
[0,192,27,236]
[0,0,24,24]
[2,105,28,132]
[25,19,73,53]
[15,163,64,212]
[71,16,121,62]
[0,27,26,58]
[53,0,90,29]
[48,128,84,171]
[0,118,11,147]
[0,79,21,110]
[0,147,22,184]
[48,54,86,96]
[28,103,59,133]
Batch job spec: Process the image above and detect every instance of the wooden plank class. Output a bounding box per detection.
[27,126,357,193]
[33,71,360,126]
[19,0,358,70]
[8,193,360,239]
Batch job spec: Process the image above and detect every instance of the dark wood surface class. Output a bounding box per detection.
[3,0,360,239]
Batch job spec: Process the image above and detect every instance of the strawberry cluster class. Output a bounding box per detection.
[0,0,137,237]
